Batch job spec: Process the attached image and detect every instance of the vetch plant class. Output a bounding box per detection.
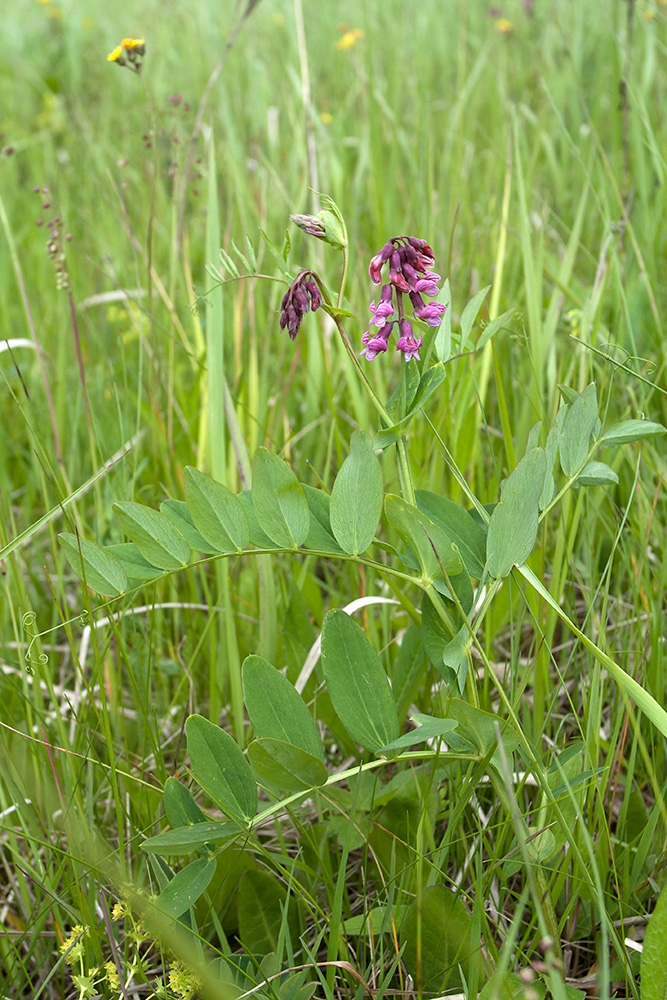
[56,198,667,994]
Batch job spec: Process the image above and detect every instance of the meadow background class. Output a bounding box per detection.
[1,0,667,996]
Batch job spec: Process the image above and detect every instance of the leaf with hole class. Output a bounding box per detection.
[321,609,399,753]
[185,715,257,823]
[59,533,127,596]
[251,449,310,548]
[184,466,249,552]
[330,430,383,554]
[113,501,190,570]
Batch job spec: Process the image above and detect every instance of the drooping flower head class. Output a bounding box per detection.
[361,236,445,362]
[280,271,322,341]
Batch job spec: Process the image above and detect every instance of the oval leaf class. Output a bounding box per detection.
[113,501,190,570]
[59,533,127,596]
[237,869,298,959]
[486,448,547,579]
[142,820,241,855]
[185,715,257,822]
[160,499,221,555]
[401,885,474,991]
[379,714,458,753]
[330,430,383,554]
[321,609,399,753]
[154,857,217,919]
[251,449,310,548]
[243,655,323,759]
[105,542,166,581]
[248,738,328,792]
[302,485,343,554]
[163,776,207,829]
[184,466,249,552]
[599,418,666,450]
[576,461,619,486]
[415,491,487,578]
[559,383,599,477]
[385,494,462,582]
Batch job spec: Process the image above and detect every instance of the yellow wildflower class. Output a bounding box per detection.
[59,924,89,965]
[105,962,121,990]
[321,111,333,125]
[168,961,201,1000]
[335,27,364,51]
[107,37,146,72]
[495,17,513,33]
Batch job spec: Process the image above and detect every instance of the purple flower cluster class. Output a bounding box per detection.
[361,236,446,362]
[279,271,322,341]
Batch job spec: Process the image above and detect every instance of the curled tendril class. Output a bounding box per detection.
[24,640,48,669]
[22,611,37,630]
[78,610,90,627]
[23,611,49,670]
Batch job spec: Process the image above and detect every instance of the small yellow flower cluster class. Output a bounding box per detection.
[107,37,146,73]
[105,961,121,990]
[495,17,513,33]
[59,924,89,965]
[167,960,202,999]
[335,26,364,50]
[112,900,128,920]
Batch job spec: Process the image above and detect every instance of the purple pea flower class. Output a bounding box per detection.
[369,283,394,327]
[280,271,323,341]
[410,291,447,328]
[360,323,392,360]
[414,276,440,295]
[389,251,411,292]
[396,320,422,362]
[368,241,395,284]
[360,235,444,361]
